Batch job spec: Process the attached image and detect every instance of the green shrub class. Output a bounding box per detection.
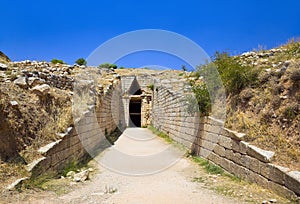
[51,58,65,64]
[147,84,154,91]
[213,51,259,94]
[98,63,117,69]
[188,61,222,116]
[75,58,87,66]
[187,83,211,116]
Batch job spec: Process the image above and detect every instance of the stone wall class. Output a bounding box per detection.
[151,83,300,200]
[27,81,124,177]
[152,81,199,149]
[195,117,300,200]
[10,61,76,90]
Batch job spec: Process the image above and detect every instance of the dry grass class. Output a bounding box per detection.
[0,82,74,191]
[225,41,300,170]
[0,161,30,192]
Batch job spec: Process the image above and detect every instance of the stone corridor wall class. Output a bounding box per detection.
[28,82,124,177]
[152,85,199,148]
[151,84,300,200]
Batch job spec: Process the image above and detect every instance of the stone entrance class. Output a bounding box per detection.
[121,76,153,128]
[129,96,142,127]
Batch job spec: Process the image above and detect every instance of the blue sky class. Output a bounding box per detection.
[1,0,299,69]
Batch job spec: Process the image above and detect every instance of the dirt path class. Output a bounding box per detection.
[18,128,240,204]
[7,128,289,204]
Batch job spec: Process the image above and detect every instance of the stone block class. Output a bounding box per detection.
[202,132,219,143]
[285,171,300,196]
[6,177,29,191]
[239,141,249,154]
[230,152,242,166]
[213,144,226,157]
[268,164,289,185]
[221,128,245,141]
[239,155,250,169]
[38,140,62,155]
[268,181,298,200]
[229,162,249,179]
[209,118,224,127]
[27,157,47,172]
[248,170,268,188]
[70,136,80,146]
[199,147,212,158]
[51,149,72,167]
[248,156,260,173]
[219,157,232,172]
[202,140,216,151]
[207,152,222,166]
[207,125,223,134]
[247,144,275,163]
[225,149,235,161]
[231,140,248,154]
[260,162,271,179]
[218,135,232,149]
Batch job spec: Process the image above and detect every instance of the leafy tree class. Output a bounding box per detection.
[51,58,65,64]
[75,58,87,66]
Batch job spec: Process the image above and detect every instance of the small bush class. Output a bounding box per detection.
[188,83,211,116]
[213,52,259,94]
[75,58,87,66]
[147,84,154,91]
[51,58,65,64]
[98,63,117,69]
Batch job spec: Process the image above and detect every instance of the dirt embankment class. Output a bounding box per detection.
[225,41,300,170]
[0,57,123,190]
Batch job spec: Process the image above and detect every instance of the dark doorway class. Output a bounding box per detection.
[129,98,141,127]
[133,89,142,95]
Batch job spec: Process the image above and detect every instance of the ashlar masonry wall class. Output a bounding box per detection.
[152,84,300,200]
[27,81,124,177]
[152,85,199,148]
